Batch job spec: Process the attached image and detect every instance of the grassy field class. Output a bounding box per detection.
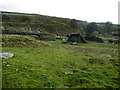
[2,39,119,88]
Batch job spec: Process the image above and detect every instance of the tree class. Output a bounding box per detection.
[86,22,98,36]
[104,22,112,36]
[70,19,77,29]
[92,31,99,36]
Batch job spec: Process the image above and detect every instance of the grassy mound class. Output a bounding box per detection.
[2,35,50,47]
[2,43,119,88]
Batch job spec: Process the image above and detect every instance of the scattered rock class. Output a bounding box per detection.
[2,61,6,63]
[6,65,10,67]
[0,53,13,59]
[69,42,78,45]
[62,40,68,43]
[106,55,112,58]
[15,69,19,72]
[104,40,109,43]
[65,71,73,74]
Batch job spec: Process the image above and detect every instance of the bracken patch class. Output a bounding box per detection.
[2,35,50,47]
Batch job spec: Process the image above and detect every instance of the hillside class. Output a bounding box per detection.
[1,11,119,38]
[1,11,87,36]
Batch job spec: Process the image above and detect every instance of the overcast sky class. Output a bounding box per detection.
[0,0,119,24]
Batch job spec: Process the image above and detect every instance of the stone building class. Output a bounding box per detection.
[67,33,87,43]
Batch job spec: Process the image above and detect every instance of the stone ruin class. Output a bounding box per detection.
[62,33,87,44]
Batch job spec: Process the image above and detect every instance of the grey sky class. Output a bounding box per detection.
[0,0,119,24]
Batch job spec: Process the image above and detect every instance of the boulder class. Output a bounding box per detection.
[0,53,14,59]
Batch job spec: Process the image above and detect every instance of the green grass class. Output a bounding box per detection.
[2,40,119,88]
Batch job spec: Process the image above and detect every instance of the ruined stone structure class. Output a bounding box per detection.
[84,36,104,43]
[67,34,87,43]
